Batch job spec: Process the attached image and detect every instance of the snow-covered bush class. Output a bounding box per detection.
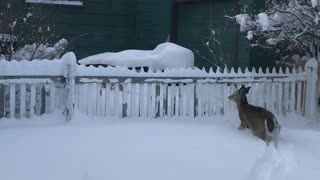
[0,0,67,61]
[11,39,69,61]
[231,0,320,67]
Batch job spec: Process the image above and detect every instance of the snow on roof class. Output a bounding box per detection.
[78,42,194,71]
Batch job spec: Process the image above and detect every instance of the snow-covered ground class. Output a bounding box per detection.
[0,112,319,180]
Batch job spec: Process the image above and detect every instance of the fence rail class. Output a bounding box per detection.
[0,52,318,120]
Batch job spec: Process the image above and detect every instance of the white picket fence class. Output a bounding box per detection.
[0,52,318,120]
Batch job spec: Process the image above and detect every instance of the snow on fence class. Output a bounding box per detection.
[0,52,318,120]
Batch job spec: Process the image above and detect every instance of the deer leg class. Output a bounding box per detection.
[238,122,245,130]
[238,121,248,130]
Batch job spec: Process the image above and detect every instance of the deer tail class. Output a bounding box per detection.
[265,112,277,133]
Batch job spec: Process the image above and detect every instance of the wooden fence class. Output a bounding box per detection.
[0,52,318,120]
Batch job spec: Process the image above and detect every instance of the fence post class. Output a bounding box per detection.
[63,52,77,121]
[304,58,318,119]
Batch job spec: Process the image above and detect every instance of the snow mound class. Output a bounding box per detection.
[78,42,194,71]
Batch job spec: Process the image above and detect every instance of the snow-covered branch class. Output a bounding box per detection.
[232,0,320,65]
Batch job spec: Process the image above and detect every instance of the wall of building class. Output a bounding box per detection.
[1,0,171,60]
[1,0,262,69]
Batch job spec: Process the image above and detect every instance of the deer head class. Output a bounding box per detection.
[228,85,251,105]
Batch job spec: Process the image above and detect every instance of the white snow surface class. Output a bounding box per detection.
[0,111,320,180]
[78,42,195,71]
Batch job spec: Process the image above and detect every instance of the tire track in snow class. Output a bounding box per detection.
[243,140,296,180]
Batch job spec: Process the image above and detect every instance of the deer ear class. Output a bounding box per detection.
[245,87,251,94]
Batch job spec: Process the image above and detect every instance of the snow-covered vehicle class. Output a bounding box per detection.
[78,42,194,71]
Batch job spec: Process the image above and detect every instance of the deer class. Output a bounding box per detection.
[228,85,281,146]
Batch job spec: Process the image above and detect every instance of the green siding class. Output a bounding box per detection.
[55,0,171,58]
[1,0,171,59]
[176,0,252,70]
[1,0,266,69]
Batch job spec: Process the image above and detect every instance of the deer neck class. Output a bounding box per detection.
[236,97,249,110]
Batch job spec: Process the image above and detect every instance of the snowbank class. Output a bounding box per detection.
[78,42,195,71]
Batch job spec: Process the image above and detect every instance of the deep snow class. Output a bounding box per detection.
[0,112,319,180]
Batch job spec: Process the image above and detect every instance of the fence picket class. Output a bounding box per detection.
[167,84,172,117]
[132,83,140,117]
[105,83,111,117]
[79,84,88,115]
[189,83,195,117]
[171,84,176,117]
[266,83,272,111]
[159,83,164,117]
[258,83,265,108]
[116,83,123,118]
[88,83,96,117]
[126,83,132,118]
[289,82,296,113]
[142,83,148,118]
[174,84,180,116]
[277,82,283,115]
[284,82,289,115]
[20,84,26,118]
[203,83,209,116]
[181,83,187,117]
[9,84,15,118]
[150,83,156,118]
[271,83,276,114]
[197,83,203,117]
[29,85,36,118]
[297,82,302,114]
